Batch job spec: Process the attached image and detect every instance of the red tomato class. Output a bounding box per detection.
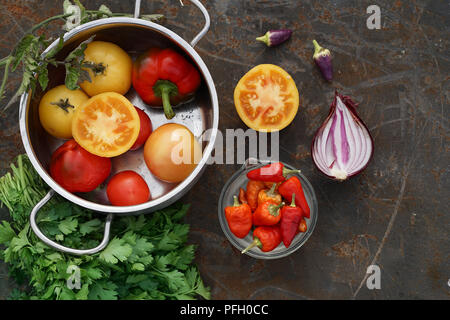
[130,107,153,150]
[106,171,150,206]
[50,139,111,193]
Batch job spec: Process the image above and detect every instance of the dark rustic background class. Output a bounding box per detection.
[0,0,448,299]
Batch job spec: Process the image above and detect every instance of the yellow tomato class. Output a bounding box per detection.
[234,64,299,132]
[144,123,202,183]
[79,41,132,96]
[72,92,140,157]
[38,85,89,139]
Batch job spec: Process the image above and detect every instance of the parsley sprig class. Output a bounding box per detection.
[0,0,163,110]
[0,155,210,300]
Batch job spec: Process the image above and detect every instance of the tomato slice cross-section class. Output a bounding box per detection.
[72,92,140,157]
[234,64,299,132]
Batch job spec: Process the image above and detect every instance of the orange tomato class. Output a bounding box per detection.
[72,92,140,157]
[144,123,202,183]
[234,64,299,132]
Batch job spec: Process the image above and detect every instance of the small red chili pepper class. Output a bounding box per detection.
[278,176,310,219]
[253,200,285,226]
[246,162,300,182]
[298,218,307,233]
[257,183,282,206]
[280,194,304,248]
[224,196,253,239]
[238,187,248,204]
[132,48,201,119]
[246,180,266,211]
[241,225,282,254]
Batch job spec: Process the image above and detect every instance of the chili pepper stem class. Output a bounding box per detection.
[282,167,301,177]
[233,195,240,207]
[256,32,270,46]
[269,202,285,216]
[290,193,296,207]
[313,40,323,55]
[241,237,262,254]
[266,182,277,196]
[153,80,178,119]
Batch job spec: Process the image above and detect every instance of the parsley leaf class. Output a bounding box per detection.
[99,237,133,264]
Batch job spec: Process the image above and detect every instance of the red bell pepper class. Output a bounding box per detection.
[257,183,282,206]
[132,48,201,119]
[241,225,282,254]
[252,200,285,226]
[247,162,300,182]
[245,180,266,211]
[280,194,303,247]
[278,176,310,219]
[224,196,253,239]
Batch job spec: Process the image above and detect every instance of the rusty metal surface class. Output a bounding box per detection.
[0,0,448,299]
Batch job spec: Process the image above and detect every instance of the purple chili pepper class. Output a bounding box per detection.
[256,29,292,47]
[312,40,333,81]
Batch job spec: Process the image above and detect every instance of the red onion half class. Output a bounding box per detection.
[311,92,374,181]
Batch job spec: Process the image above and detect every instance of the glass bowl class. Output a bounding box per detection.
[218,158,318,259]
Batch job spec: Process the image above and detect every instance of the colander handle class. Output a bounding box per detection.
[29,190,113,256]
[134,0,210,47]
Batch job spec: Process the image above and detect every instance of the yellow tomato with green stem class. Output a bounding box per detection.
[79,41,133,96]
[38,85,89,139]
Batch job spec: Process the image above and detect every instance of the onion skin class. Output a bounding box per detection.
[311,91,374,181]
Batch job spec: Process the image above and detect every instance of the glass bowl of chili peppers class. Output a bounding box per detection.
[218,158,318,259]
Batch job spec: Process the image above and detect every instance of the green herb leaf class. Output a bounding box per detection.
[37,65,49,91]
[11,34,35,72]
[44,36,64,60]
[58,217,78,235]
[0,221,16,244]
[88,280,118,300]
[79,219,102,235]
[98,4,112,17]
[99,237,133,264]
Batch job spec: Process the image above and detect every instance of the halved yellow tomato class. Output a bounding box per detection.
[72,92,140,157]
[234,64,299,132]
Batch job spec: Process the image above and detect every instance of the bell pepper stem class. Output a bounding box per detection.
[153,80,178,119]
[161,89,175,119]
[241,237,262,254]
